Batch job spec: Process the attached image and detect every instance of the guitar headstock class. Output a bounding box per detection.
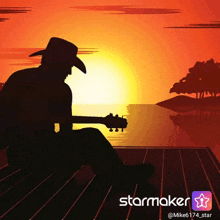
[103,113,128,132]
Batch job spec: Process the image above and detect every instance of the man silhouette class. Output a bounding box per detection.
[0,37,154,183]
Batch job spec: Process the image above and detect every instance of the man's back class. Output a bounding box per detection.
[0,66,72,137]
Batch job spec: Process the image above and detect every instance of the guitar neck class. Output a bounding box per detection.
[9,114,127,132]
[61,116,104,124]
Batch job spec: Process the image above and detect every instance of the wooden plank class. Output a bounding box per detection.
[0,149,7,168]
[62,175,112,219]
[114,146,208,149]
[197,149,220,208]
[93,149,148,220]
[0,170,29,196]
[128,149,164,220]
[125,150,149,219]
[206,147,220,171]
[0,148,218,219]
[0,167,19,180]
[30,166,94,220]
[0,169,21,183]
[3,170,81,220]
[0,173,53,219]
[0,174,31,197]
[161,149,192,220]
[0,164,8,171]
[115,149,147,164]
[196,150,220,210]
[181,149,220,220]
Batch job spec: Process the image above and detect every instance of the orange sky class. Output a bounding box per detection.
[1,0,220,104]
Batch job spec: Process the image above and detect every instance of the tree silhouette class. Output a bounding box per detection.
[170,59,220,98]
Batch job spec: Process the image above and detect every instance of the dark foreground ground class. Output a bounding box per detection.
[0,147,219,220]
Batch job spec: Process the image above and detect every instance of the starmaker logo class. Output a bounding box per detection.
[119,195,190,207]
[192,191,212,211]
[119,191,213,210]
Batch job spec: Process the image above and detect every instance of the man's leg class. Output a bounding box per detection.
[64,128,154,182]
[60,127,154,185]
[66,128,124,175]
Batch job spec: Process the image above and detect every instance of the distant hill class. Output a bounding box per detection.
[157,95,220,112]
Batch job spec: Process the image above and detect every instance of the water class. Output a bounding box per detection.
[1,104,220,166]
[70,104,220,161]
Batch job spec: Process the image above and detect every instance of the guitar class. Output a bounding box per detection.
[0,113,127,150]
[53,113,128,132]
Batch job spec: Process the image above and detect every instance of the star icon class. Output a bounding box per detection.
[194,193,209,208]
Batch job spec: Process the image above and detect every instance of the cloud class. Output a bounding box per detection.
[78,48,99,55]
[165,21,220,29]
[0,48,98,66]
[0,7,31,14]
[0,18,9,22]
[70,5,180,15]
[0,48,42,66]
[0,7,31,23]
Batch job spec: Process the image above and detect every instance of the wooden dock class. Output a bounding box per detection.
[0,147,219,220]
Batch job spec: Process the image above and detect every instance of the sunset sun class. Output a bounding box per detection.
[65,49,137,104]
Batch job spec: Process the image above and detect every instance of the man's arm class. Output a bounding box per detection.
[49,83,73,133]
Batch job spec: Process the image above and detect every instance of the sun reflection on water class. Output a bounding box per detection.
[54,104,220,161]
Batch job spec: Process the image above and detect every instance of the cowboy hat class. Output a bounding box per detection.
[29,37,86,73]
